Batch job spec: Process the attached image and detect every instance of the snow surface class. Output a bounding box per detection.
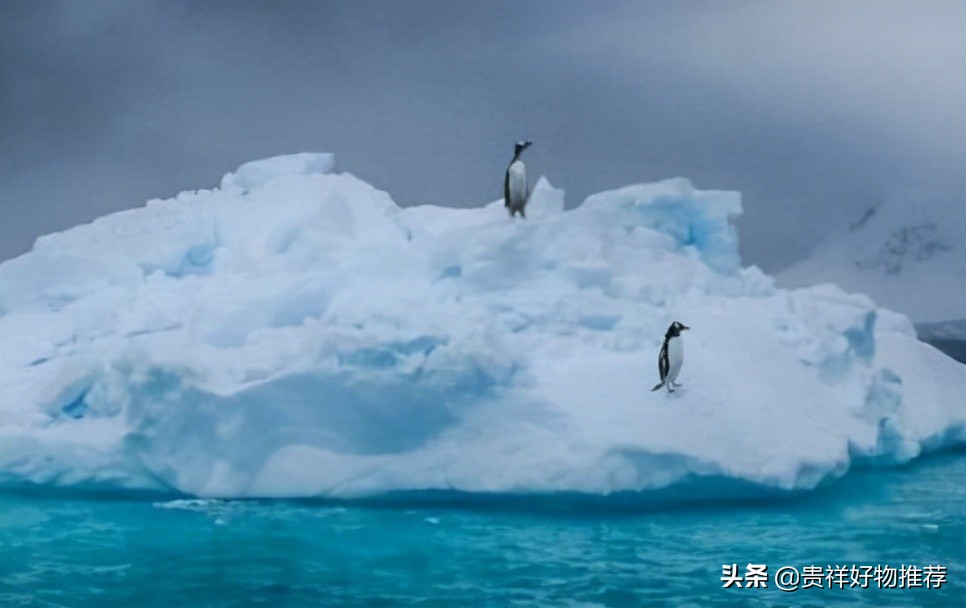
[1,154,964,499]
[777,194,965,325]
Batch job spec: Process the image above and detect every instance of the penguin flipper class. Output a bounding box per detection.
[651,382,665,391]
[504,169,511,209]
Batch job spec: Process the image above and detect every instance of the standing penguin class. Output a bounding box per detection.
[504,140,532,218]
[651,321,689,393]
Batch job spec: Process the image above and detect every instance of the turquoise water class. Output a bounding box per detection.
[1,453,963,607]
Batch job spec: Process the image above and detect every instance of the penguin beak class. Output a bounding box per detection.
[523,141,533,150]
[681,324,690,330]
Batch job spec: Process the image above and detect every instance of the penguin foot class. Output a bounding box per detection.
[671,381,682,388]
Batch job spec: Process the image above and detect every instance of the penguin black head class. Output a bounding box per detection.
[514,140,533,157]
[666,321,690,338]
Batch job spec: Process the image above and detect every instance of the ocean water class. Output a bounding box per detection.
[1,453,963,608]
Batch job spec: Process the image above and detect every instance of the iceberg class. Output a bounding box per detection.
[1,153,963,499]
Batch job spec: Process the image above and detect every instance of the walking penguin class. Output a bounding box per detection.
[504,140,532,218]
[651,321,689,393]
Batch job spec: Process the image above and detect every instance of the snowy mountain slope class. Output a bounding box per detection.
[915,319,966,364]
[1,154,964,499]
[777,194,965,325]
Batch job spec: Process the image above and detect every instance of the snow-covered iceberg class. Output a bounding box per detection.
[1,154,963,499]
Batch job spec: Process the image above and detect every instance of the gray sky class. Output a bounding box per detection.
[2,0,964,270]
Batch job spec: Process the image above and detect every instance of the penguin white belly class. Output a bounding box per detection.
[507,160,527,207]
[666,336,683,383]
